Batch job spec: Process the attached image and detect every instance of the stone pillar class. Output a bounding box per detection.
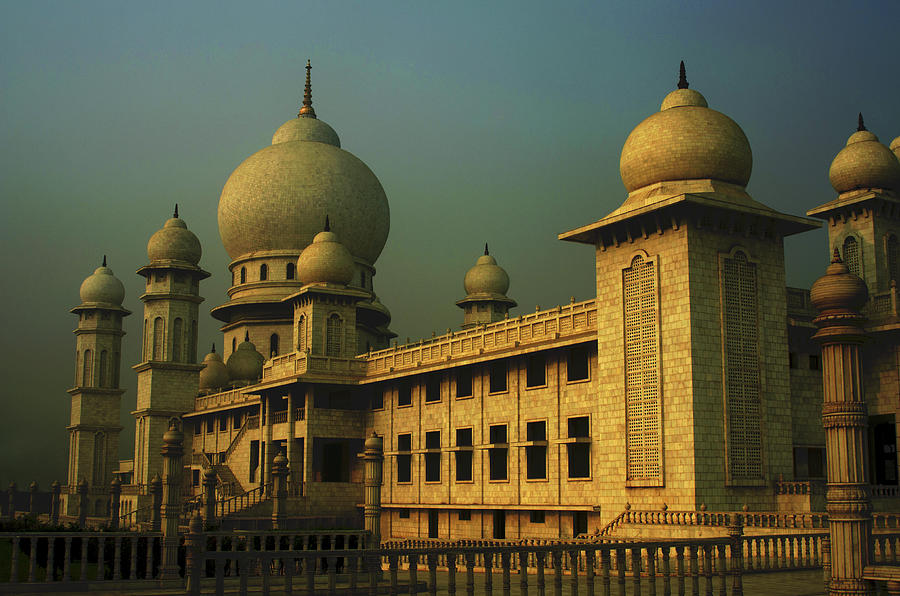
[7,482,15,520]
[263,396,274,492]
[286,390,296,496]
[77,479,89,528]
[49,481,60,525]
[202,467,217,525]
[184,512,204,596]
[27,482,38,515]
[811,250,873,596]
[159,421,184,581]
[108,478,121,529]
[271,451,288,530]
[149,473,163,532]
[362,433,384,547]
[727,510,744,596]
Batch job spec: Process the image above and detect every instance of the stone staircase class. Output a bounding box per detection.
[212,463,241,496]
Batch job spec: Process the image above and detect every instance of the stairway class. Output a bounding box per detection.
[212,463,241,496]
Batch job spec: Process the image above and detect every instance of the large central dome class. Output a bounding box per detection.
[217,66,390,264]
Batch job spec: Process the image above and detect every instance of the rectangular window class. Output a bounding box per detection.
[793,446,825,479]
[567,345,590,381]
[455,428,473,482]
[458,510,471,521]
[398,383,412,407]
[530,511,545,524]
[425,431,441,482]
[233,412,242,429]
[489,424,508,481]
[398,509,410,519]
[192,469,200,487]
[526,353,546,387]
[425,374,441,402]
[219,416,227,432]
[456,367,473,398]
[526,421,547,480]
[370,388,384,410]
[567,416,591,479]
[489,360,507,393]
[789,353,797,369]
[809,355,820,370]
[397,433,412,483]
[206,418,214,434]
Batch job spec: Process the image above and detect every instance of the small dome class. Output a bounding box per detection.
[226,334,265,382]
[810,250,869,314]
[272,117,341,147]
[463,247,511,297]
[829,123,900,194]
[620,67,752,193]
[889,135,900,161]
[297,224,355,285]
[365,432,383,451]
[147,208,202,265]
[199,345,230,390]
[79,259,125,305]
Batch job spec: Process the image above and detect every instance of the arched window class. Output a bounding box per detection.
[113,351,121,387]
[360,271,366,288]
[888,234,899,283]
[142,318,149,360]
[326,314,342,357]
[297,315,306,352]
[93,432,106,485]
[190,320,198,364]
[240,267,247,284]
[232,337,237,353]
[153,317,164,360]
[843,236,861,279]
[172,318,183,362]
[99,350,108,388]
[83,349,93,387]
[270,333,279,357]
[75,350,80,385]
[286,263,296,280]
[260,263,268,281]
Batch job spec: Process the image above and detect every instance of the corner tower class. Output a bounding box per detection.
[456,244,516,328]
[132,207,209,487]
[65,257,130,516]
[561,64,820,514]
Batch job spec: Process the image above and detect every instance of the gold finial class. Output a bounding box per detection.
[677,61,689,89]
[299,59,317,118]
[857,112,866,132]
[832,247,842,263]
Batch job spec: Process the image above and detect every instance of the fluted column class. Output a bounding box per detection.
[271,451,288,530]
[811,251,872,596]
[108,478,121,529]
[159,421,184,581]
[362,433,384,547]
[202,467,217,525]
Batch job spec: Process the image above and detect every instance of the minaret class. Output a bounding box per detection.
[455,244,516,328]
[65,257,130,516]
[132,206,209,488]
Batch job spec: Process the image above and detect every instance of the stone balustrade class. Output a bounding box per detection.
[598,508,830,537]
[194,387,255,412]
[262,351,367,381]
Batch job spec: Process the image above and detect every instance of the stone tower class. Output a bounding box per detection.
[456,244,516,328]
[66,257,130,516]
[132,207,209,486]
[561,65,820,513]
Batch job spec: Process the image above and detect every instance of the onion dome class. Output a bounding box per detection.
[889,135,900,162]
[162,421,184,450]
[620,62,752,193]
[463,244,511,298]
[199,344,230,391]
[297,217,355,285]
[829,115,900,194]
[218,61,389,265]
[79,256,126,305]
[226,332,265,382]
[365,432,383,452]
[810,249,869,314]
[147,205,202,265]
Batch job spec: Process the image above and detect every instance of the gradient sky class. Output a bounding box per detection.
[1,0,898,488]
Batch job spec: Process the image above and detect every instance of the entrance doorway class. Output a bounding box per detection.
[428,510,439,538]
[493,510,506,539]
[573,511,588,537]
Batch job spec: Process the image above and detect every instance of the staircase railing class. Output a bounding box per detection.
[223,419,252,463]
[216,481,273,518]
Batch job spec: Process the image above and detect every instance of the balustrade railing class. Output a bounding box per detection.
[271,410,288,424]
[597,508,830,537]
[216,482,272,518]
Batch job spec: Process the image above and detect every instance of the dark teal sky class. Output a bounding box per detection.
[1,1,898,487]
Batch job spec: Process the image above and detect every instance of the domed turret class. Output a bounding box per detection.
[199,344,230,391]
[456,244,516,328]
[297,217,356,285]
[891,136,900,161]
[217,62,389,265]
[79,256,126,306]
[828,114,900,194]
[810,249,869,315]
[619,62,752,193]
[147,205,202,265]
[226,332,264,383]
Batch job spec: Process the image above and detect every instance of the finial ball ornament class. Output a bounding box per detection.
[810,252,868,314]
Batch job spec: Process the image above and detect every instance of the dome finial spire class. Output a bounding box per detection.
[299,59,317,119]
[244,331,250,342]
[324,215,331,232]
[677,61,689,89]
[102,255,107,267]
[211,342,216,353]
[832,247,842,263]
[857,112,866,132]
[484,243,489,256]
[174,203,179,218]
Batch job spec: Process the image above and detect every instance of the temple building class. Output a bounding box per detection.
[64,63,900,538]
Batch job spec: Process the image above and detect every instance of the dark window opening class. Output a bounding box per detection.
[219,416,227,432]
[573,511,588,537]
[360,271,366,288]
[260,263,268,281]
[425,374,441,402]
[233,412,242,429]
[192,469,200,487]
[286,262,296,280]
[270,333,279,357]
[398,509,410,519]
[206,418,214,434]
[370,389,384,410]
[458,510,471,521]
[249,441,259,483]
[493,511,506,539]
[428,510,439,538]
[568,416,590,438]
[526,353,546,387]
[567,345,590,381]
[793,446,826,480]
[319,441,348,482]
[872,420,898,485]
[489,360,507,393]
[455,428,473,482]
[425,431,441,482]
[809,355,820,370]
[789,352,797,369]
[397,433,412,483]
[526,421,547,480]
[240,267,246,284]
[456,367,473,397]
[398,383,412,407]
[530,511,545,524]
[567,416,591,479]
[489,424,508,481]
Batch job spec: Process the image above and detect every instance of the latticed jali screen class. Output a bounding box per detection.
[722,251,762,481]
[843,236,861,279]
[623,255,661,483]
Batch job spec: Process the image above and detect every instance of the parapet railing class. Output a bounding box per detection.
[216,482,272,518]
[597,508,830,537]
[262,352,367,381]
[194,387,255,412]
[775,480,824,495]
[365,298,597,377]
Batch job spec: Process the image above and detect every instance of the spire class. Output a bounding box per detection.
[857,112,866,132]
[677,61,689,89]
[102,255,107,267]
[210,343,216,354]
[484,243,489,256]
[832,247,842,263]
[299,59,317,119]
[174,203,179,218]
[244,331,250,342]
[324,215,331,232]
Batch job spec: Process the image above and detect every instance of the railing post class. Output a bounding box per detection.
[27,481,38,515]
[6,481,15,520]
[822,534,831,594]
[203,467,217,527]
[159,420,184,581]
[727,513,744,596]
[271,451,288,530]
[77,478,89,528]
[50,480,61,524]
[185,512,203,596]
[362,433,384,547]
[108,477,121,530]
[149,473,163,531]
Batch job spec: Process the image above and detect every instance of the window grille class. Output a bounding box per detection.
[722,251,763,481]
[623,254,661,482]
[326,314,342,357]
[843,236,861,278]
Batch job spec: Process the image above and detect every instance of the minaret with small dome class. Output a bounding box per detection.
[198,344,230,392]
[456,244,517,328]
[65,256,131,516]
[132,206,209,490]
